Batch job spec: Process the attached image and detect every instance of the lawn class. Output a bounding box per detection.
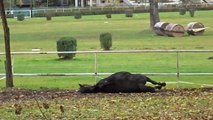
[0,10,213,120]
[0,10,213,89]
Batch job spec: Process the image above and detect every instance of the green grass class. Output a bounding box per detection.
[1,11,213,51]
[0,11,213,119]
[0,76,211,90]
[0,10,213,89]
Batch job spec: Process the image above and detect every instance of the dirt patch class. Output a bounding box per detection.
[0,88,77,103]
[0,87,213,103]
[0,88,212,119]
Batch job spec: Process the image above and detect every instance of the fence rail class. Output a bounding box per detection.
[1,50,213,55]
[1,73,213,77]
[1,50,213,76]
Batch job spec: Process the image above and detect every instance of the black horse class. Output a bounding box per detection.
[79,72,166,93]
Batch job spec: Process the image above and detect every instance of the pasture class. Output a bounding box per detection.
[0,10,213,119]
[0,10,213,89]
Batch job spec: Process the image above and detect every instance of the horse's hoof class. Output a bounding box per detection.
[156,86,162,89]
[160,83,166,87]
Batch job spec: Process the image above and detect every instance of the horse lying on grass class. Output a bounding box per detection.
[79,71,166,93]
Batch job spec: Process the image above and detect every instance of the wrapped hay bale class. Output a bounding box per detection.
[186,22,205,36]
[154,22,170,36]
[164,23,185,37]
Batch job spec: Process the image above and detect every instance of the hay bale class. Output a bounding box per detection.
[186,22,205,36]
[164,23,185,37]
[154,22,169,36]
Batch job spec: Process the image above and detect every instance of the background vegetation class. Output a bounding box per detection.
[0,9,212,120]
[0,10,213,89]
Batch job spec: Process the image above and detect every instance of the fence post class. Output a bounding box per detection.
[12,58,14,75]
[94,53,98,82]
[176,51,180,88]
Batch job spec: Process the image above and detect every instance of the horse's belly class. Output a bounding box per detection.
[102,83,140,93]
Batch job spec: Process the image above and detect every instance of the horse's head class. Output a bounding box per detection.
[78,84,96,93]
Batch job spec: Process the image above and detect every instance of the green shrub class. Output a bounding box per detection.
[189,8,196,17]
[46,13,52,21]
[74,11,82,19]
[57,37,77,59]
[17,12,25,21]
[179,8,186,15]
[100,33,112,50]
[125,9,133,17]
[106,13,112,18]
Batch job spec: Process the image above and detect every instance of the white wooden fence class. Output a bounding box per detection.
[0,50,213,86]
[1,49,213,76]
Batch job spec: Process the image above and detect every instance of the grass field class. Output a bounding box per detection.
[0,10,213,120]
[0,10,213,89]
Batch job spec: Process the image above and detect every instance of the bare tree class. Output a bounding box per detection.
[149,0,160,30]
[0,0,14,88]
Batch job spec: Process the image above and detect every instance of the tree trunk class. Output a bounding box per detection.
[149,0,160,30]
[0,0,14,88]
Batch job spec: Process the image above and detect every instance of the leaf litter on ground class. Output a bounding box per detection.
[0,88,212,119]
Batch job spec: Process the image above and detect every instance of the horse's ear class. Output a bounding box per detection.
[79,84,83,87]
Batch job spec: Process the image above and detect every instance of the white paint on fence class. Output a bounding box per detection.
[140,81,213,87]
[1,50,213,55]
[178,81,213,87]
[0,72,212,76]
[0,76,6,80]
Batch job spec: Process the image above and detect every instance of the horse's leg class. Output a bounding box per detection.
[155,85,163,90]
[139,84,156,93]
[146,77,166,87]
